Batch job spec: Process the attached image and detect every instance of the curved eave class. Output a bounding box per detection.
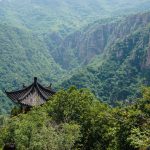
[5,80,56,106]
[39,83,56,94]
[5,91,18,103]
[5,84,33,102]
[5,91,30,107]
[37,83,56,100]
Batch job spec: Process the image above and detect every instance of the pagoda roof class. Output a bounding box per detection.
[5,77,56,107]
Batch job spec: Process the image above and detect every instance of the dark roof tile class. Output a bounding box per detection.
[5,77,56,106]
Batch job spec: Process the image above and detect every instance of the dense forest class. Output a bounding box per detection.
[0,0,150,149]
[1,0,150,114]
[60,13,150,104]
[0,87,150,150]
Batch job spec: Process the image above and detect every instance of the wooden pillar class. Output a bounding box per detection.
[3,143,16,150]
[21,105,31,113]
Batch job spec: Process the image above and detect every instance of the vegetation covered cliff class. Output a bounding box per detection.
[0,0,150,149]
[60,12,150,104]
[0,0,150,114]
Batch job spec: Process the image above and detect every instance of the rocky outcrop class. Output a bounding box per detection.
[60,13,150,102]
[145,48,150,68]
[52,12,150,69]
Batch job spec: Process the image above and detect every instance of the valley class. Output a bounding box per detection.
[0,0,150,114]
[0,1,150,150]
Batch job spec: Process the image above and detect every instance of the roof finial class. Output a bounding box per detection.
[34,77,37,84]
[23,84,26,88]
[47,83,52,89]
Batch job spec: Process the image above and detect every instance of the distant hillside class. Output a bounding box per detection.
[0,24,65,114]
[60,12,150,103]
[0,0,150,35]
[1,0,150,114]
[53,12,150,69]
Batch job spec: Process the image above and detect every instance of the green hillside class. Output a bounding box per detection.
[0,0,150,35]
[0,87,150,150]
[0,1,150,149]
[0,24,65,114]
[60,14,150,104]
[1,0,150,114]
[53,12,150,69]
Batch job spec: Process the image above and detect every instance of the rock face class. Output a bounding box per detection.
[1,0,150,114]
[52,12,150,69]
[60,12,150,103]
[146,48,150,68]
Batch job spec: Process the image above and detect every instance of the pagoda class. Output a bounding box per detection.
[5,77,56,111]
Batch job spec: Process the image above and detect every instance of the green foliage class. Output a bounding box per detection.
[128,128,150,149]
[42,87,114,149]
[1,0,150,35]
[0,23,66,114]
[0,106,80,150]
[1,87,150,150]
[1,0,150,115]
[61,24,150,104]
[0,1,150,149]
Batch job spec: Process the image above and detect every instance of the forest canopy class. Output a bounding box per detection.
[0,87,150,150]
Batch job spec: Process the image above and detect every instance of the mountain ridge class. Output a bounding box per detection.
[0,0,150,35]
[1,1,150,113]
[59,13,150,103]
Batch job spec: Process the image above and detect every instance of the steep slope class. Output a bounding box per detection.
[60,14,150,104]
[0,0,150,35]
[1,0,150,114]
[0,24,64,114]
[53,12,150,69]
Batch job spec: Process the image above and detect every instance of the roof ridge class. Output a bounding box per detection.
[5,77,56,107]
[19,84,34,101]
[36,83,48,100]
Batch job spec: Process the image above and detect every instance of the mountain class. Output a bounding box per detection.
[1,0,150,114]
[60,12,150,103]
[0,24,65,114]
[52,12,150,69]
[0,0,150,35]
